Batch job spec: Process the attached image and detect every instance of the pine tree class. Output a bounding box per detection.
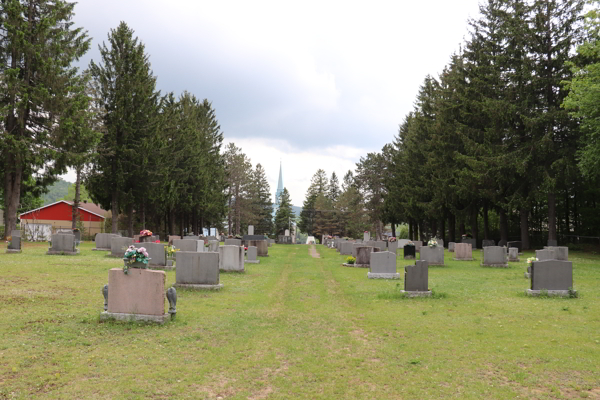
[0,0,90,235]
[86,22,159,235]
[274,188,295,235]
[250,163,273,235]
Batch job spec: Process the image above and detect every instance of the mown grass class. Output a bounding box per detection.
[0,242,599,399]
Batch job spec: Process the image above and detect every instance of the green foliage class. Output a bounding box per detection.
[42,179,72,205]
[61,183,92,203]
[274,188,295,235]
[345,256,356,265]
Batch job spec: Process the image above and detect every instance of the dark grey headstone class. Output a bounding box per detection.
[134,242,166,266]
[531,260,573,291]
[462,238,477,249]
[225,238,242,246]
[482,246,507,266]
[8,236,21,250]
[403,244,416,259]
[242,235,267,241]
[498,240,507,247]
[172,239,203,252]
[547,239,558,247]
[11,230,21,237]
[247,246,258,261]
[536,249,555,261]
[356,246,379,265]
[340,242,354,255]
[448,242,455,252]
[405,261,428,292]
[482,239,495,247]
[420,245,444,265]
[369,251,397,274]
[110,237,134,257]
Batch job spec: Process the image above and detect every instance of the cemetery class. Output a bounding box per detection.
[1,239,599,399]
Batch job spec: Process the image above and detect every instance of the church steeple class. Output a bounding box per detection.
[275,161,284,207]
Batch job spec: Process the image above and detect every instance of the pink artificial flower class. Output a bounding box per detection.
[135,240,140,243]
[155,240,160,243]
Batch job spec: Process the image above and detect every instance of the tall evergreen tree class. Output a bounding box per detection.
[274,187,294,235]
[86,22,159,235]
[0,0,90,235]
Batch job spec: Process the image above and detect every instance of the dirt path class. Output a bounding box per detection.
[309,245,320,258]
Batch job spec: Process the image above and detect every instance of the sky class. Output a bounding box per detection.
[64,0,483,206]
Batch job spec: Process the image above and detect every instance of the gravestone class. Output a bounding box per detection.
[73,229,81,244]
[413,240,423,253]
[508,247,520,262]
[168,235,181,245]
[498,239,507,247]
[47,234,78,255]
[110,237,134,258]
[462,238,477,249]
[402,261,431,297]
[368,251,400,279]
[208,240,219,252]
[482,239,495,248]
[526,260,575,297]
[174,251,222,290]
[340,242,354,255]
[172,239,203,252]
[183,235,200,240]
[248,225,254,235]
[219,245,244,272]
[547,239,558,247]
[387,241,398,254]
[134,242,168,269]
[430,238,444,248]
[352,243,363,257]
[7,230,21,253]
[507,241,522,253]
[247,240,268,256]
[403,244,416,259]
[420,245,444,266]
[454,243,473,261]
[481,246,508,267]
[225,238,242,247]
[284,229,290,236]
[355,246,380,267]
[545,246,568,261]
[374,241,387,251]
[448,242,455,252]
[364,232,370,242]
[278,235,292,244]
[245,246,260,264]
[101,268,174,323]
[536,248,556,261]
[243,235,267,242]
[94,233,119,251]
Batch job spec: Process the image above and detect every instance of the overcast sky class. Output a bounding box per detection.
[65,0,482,206]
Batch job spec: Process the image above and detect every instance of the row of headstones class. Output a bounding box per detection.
[341,243,576,297]
[7,231,82,254]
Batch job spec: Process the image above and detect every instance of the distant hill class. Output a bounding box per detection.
[42,179,71,205]
[291,205,302,217]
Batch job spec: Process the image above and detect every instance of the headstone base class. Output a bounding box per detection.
[245,260,260,264]
[220,268,245,273]
[508,258,520,262]
[6,249,21,253]
[367,272,400,279]
[343,263,369,268]
[92,247,111,251]
[46,250,79,255]
[453,257,474,261]
[481,262,509,268]
[525,289,574,297]
[400,290,432,298]
[148,264,175,271]
[403,256,415,260]
[100,311,172,324]
[173,283,223,291]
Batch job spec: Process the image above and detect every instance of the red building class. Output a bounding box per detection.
[20,200,107,240]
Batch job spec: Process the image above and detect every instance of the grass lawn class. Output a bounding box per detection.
[1,241,599,399]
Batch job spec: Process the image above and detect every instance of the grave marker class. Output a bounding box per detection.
[402,261,431,297]
[454,243,473,261]
[174,251,222,290]
[481,246,508,267]
[245,246,260,264]
[368,251,400,279]
[526,260,575,297]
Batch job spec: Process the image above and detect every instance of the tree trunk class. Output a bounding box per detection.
[448,213,456,243]
[127,203,134,238]
[408,219,413,240]
[431,220,437,240]
[440,218,446,246]
[169,208,175,235]
[228,191,233,235]
[391,222,396,238]
[470,205,478,246]
[418,220,424,242]
[141,199,145,230]
[72,167,81,230]
[179,212,184,237]
[459,220,465,237]
[483,201,489,240]
[520,207,530,250]
[548,191,556,243]
[4,154,22,238]
[499,207,509,243]
[111,191,119,234]
[564,188,570,234]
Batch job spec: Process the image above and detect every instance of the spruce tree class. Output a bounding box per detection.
[274,188,295,235]
[0,0,90,235]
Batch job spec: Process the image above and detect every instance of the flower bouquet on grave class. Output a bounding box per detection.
[406,241,415,246]
[526,257,538,264]
[346,256,356,265]
[388,237,397,242]
[166,245,178,259]
[140,229,153,237]
[428,238,439,248]
[123,245,151,274]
